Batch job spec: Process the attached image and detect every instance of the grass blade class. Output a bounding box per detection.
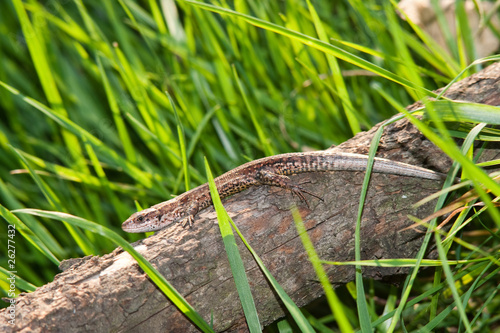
[0,266,37,293]
[13,209,214,333]
[0,81,154,189]
[205,158,261,332]
[0,204,60,266]
[10,146,96,256]
[433,232,473,332]
[291,206,353,332]
[305,0,360,134]
[183,0,434,95]
[232,66,274,156]
[226,209,316,332]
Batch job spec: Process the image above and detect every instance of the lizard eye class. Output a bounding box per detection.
[137,216,144,222]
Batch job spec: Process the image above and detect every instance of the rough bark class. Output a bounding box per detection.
[2,62,500,333]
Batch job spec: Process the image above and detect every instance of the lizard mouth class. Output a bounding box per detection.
[121,207,163,233]
[121,218,140,232]
[121,219,161,233]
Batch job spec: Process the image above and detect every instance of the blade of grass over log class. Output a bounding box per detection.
[349,110,433,330]
[406,213,500,266]
[374,85,500,197]
[205,158,261,332]
[370,88,450,332]
[182,0,434,95]
[291,207,353,332]
[407,120,490,298]
[177,124,190,192]
[440,123,493,246]
[12,209,214,333]
[406,102,500,229]
[220,204,316,331]
[352,138,378,331]
[423,100,500,124]
[375,88,500,331]
[321,258,485,267]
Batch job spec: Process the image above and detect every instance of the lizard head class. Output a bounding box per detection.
[121,206,179,233]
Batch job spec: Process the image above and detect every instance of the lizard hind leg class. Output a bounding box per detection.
[256,170,323,208]
[288,185,324,208]
[294,180,324,202]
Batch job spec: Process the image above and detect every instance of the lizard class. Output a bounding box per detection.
[122,150,446,233]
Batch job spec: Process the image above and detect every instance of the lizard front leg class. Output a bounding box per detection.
[178,202,201,227]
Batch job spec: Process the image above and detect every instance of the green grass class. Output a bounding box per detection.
[1,0,500,331]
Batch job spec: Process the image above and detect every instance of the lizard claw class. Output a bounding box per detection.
[295,181,323,201]
[290,185,323,208]
[291,187,309,208]
[179,215,195,228]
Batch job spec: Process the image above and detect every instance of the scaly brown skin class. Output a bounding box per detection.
[122,151,445,233]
